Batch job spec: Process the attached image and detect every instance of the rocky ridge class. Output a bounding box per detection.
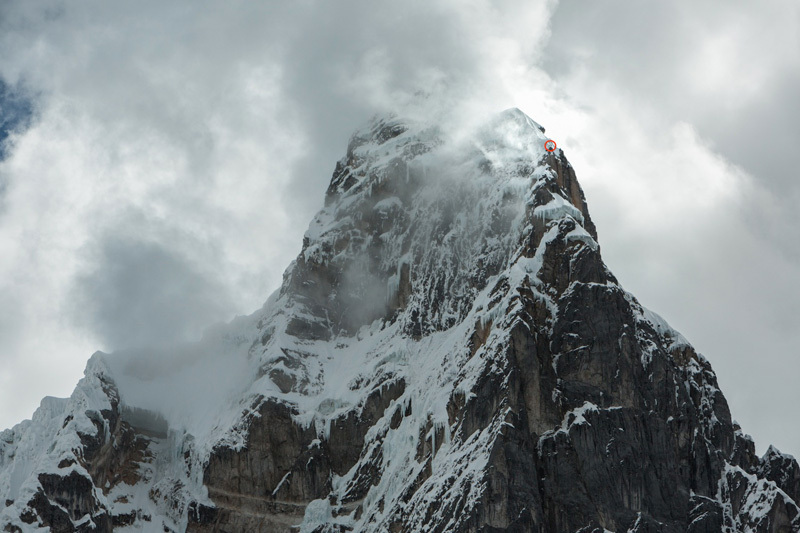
[1,108,798,532]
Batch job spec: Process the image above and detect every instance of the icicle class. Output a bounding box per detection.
[431,422,436,457]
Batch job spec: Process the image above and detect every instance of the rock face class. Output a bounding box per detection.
[1,108,798,532]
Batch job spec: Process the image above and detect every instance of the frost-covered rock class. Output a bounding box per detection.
[1,108,798,532]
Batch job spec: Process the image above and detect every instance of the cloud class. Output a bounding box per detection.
[542,0,800,250]
[71,236,234,350]
[0,0,797,461]
[0,80,33,162]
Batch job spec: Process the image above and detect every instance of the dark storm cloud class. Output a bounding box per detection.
[73,236,235,350]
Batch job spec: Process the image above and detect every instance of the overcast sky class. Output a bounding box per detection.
[0,1,797,457]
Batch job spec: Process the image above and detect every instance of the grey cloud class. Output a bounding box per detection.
[72,236,235,351]
[543,0,800,242]
[0,289,24,356]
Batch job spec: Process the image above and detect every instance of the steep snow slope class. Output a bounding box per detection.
[1,109,798,532]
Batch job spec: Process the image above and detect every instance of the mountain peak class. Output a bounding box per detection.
[2,110,798,533]
[493,106,547,134]
[326,109,551,205]
[306,108,597,342]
